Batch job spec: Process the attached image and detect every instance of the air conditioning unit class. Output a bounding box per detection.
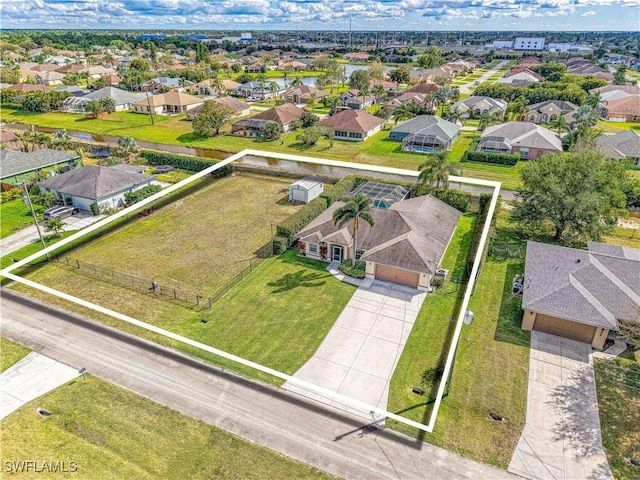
[435,268,448,279]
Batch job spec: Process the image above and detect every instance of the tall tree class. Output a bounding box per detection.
[548,115,571,135]
[512,151,627,242]
[45,218,65,238]
[50,129,73,151]
[392,103,414,124]
[417,151,460,192]
[571,104,598,132]
[114,136,139,163]
[332,194,375,267]
[192,101,235,137]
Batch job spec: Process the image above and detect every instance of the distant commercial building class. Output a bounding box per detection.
[513,37,546,51]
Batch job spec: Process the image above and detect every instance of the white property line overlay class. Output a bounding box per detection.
[1,149,501,433]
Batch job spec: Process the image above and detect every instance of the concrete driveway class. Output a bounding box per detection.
[283,280,426,420]
[508,332,613,480]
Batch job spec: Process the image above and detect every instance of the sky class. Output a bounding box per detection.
[0,0,638,31]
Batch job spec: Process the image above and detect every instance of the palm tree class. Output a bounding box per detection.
[268,81,279,104]
[417,151,460,192]
[306,92,318,113]
[372,84,386,101]
[45,218,65,238]
[548,115,571,135]
[507,98,528,121]
[114,136,139,163]
[16,125,50,152]
[571,105,598,132]
[445,108,463,126]
[332,194,375,267]
[393,103,414,124]
[290,76,304,87]
[209,75,224,96]
[50,129,73,151]
[478,111,502,131]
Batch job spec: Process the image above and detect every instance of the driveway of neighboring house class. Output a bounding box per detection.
[283,280,426,420]
[508,332,613,480]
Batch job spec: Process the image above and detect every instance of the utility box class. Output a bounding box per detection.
[464,310,474,325]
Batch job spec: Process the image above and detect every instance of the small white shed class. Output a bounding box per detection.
[289,176,324,204]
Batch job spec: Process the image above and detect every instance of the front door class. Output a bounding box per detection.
[332,245,343,262]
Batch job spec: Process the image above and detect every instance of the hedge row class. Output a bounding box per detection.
[438,189,471,213]
[124,184,162,205]
[276,175,362,241]
[463,150,519,166]
[139,150,233,175]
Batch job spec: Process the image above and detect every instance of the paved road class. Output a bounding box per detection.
[0,290,515,480]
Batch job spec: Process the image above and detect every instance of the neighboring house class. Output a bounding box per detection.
[449,96,508,118]
[410,66,456,84]
[234,81,282,100]
[599,95,640,122]
[389,115,461,153]
[35,70,65,86]
[133,91,204,115]
[385,91,431,112]
[0,149,80,186]
[185,96,250,120]
[283,85,328,104]
[340,90,376,110]
[37,165,156,212]
[54,64,85,75]
[7,83,50,93]
[316,109,385,142]
[589,84,640,97]
[280,60,308,72]
[477,121,562,159]
[54,85,91,97]
[231,103,305,137]
[297,192,462,290]
[289,176,323,204]
[596,130,640,166]
[141,76,194,94]
[343,52,370,62]
[189,78,240,96]
[521,241,640,349]
[62,86,146,113]
[496,67,543,86]
[525,100,579,124]
[405,82,439,95]
[82,66,117,79]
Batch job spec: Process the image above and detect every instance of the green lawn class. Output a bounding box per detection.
[0,337,31,372]
[594,356,640,480]
[1,231,77,271]
[596,120,640,133]
[1,375,333,479]
[387,212,530,468]
[0,199,44,239]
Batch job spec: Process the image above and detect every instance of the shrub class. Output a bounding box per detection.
[478,193,492,215]
[139,150,232,175]
[272,235,288,255]
[438,189,471,212]
[124,184,162,205]
[295,127,321,147]
[338,260,366,279]
[1,187,23,203]
[463,150,519,166]
[90,203,100,215]
[263,122,282,141]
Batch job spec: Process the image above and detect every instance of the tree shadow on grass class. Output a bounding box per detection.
[493,261,530,347]
[267,269,326,293]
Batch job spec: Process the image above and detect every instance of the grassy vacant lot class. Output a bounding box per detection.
[597,119,640,133]
[52,174,299,294]
[1,375,333,480]
[0,199,44,239]
[388,211,530,468]
[594,354,640,480]
[0,337,31,372]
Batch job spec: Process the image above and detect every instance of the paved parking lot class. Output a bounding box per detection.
[283,280,426,420]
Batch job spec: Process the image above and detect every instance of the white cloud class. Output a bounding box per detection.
[581,10,596,15]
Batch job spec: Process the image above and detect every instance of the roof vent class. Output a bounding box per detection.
[575,259,581,263]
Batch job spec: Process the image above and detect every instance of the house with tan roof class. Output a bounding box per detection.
[297,191,462,290]
[521,241,640,349]
[450,96,508,118]
[525,100,579,124]
[35,70,65,86]
[316,109,385,142]
[599,95,640,122]
[283,85,328,104]
[477,121,562,159]
[231,103,305,137]
[344,52,370,62]
[186,97,250,120]
[497,67,543,86]
[133,91,204,115]
[406,82,439,95]
[7,83,50,93]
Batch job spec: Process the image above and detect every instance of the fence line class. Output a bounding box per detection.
[56,256,265,309]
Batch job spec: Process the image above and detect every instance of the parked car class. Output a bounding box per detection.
[43,205,78,220]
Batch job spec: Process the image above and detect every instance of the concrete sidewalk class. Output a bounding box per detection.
[508,332,613,480]
[0,352,81,419]
[284,280,426,420]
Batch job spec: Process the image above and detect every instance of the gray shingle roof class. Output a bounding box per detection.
[81,86,146,106]
[480,121,562,152]
[298,195,461,274]
[1,149,80,179]
[37,165,153,201]
[390,115,460,141]
[523,241,640,330]
[596,130,640,159]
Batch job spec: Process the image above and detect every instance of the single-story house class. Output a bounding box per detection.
[82,66,117,79]
[7,83,50,93]
[140,77,194,94]
[389,115,460,153]
[340,90,376,110]
[0,149,80,185]
[599,95,640,122]
[231,103,305,137]
[297,193,461,290]
[521,241,640,349]
[35,70,65,86]
[189,78,241,96]
[406,83,439,95]
[596,130,640,166]
[289,176,323,204]
[385,92,431,112]
[316,109,385,142]
[37,165,156,213]
[497,67,543,86]
[186,96,250,120]
[477,122,562,159]
[525,100,579,124]
[234,81,283,100]
[283,85,328,104]
[449,96,508,118]
[343,52,370,63]
[133,91,204,115]
[62,86,146,113]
